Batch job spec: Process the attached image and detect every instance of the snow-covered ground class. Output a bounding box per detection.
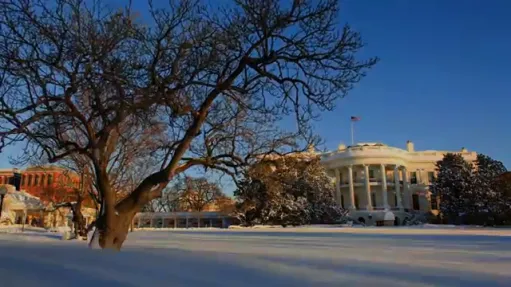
[1,226,511,287]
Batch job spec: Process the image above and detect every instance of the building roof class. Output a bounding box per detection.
[2,184,45,210]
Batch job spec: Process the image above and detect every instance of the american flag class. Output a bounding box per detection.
[351,116,360,121]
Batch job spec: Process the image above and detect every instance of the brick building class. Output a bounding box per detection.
[0,166,80,201]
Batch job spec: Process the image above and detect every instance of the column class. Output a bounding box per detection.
[137,217,141,228]
[185,216,189,228]
[335,169,341,207]
[347,166,356,210]
[402,167,411,210]
[363,165,372,210]
[380,164,389,210]
[161,216,165,228]
[174,215,177,228]
[209,219,213,228]
[39,210,44,228]
[394,166,403,210]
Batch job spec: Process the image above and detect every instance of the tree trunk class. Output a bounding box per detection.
[90,164,166,250]
[92,209,137,250]
[71,198,87,238]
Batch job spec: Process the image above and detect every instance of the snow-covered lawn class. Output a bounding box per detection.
[1,226,511,287]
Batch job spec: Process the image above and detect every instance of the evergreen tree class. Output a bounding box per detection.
[432,153,511,225]
[431,153,475,224]
[235,156,343,226]
[290,162,343,224]
[473,154,511,225]
[234,179,270,226]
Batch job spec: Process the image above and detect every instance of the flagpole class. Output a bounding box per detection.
[351,120,354,145]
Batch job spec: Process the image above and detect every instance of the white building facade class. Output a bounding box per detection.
[320,141,477,226]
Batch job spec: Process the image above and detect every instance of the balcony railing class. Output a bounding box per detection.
[340,178,406,185]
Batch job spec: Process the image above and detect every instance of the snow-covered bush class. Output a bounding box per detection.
[235,156,344,226]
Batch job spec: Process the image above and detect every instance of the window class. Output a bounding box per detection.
[41,175,45,186]
[21,175,25,186]
[48,175,53,185]
[341,194,345,209]
[428,172,435,183]
[353,171,358,181]
[0,176,3,184]
[355,194,359,209]
[34,175,39,186]
[28,175,32,186]
[410,172,417,184]
[369,169,375,179]
[371,192,376,207]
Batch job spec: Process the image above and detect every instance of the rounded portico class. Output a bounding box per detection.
[320,141,478,226]
[322,143,413,216]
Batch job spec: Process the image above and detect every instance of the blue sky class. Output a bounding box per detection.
[318,0,511,167]
[1,0,510,172]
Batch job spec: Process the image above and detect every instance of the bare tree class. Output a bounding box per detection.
[0,0,377,250]
[177,176,224,212]
[145,176,225,212]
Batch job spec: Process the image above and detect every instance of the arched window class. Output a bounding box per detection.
[28,175,33,186]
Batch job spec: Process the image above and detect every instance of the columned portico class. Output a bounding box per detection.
[320,141,479,226]
[335,169,341,206]
[363,165,372,210]
[394,166,403,210]
[347,165,356,210]
[402,167,411,210]
[380,164,389,210]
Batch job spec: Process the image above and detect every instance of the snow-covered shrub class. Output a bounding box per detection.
[235,156,344,226]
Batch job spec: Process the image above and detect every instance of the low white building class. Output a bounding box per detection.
[320,141,477,225]
[134,212,238,229]
[0,184,96,228]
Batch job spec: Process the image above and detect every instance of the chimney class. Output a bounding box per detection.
[337,143,346,151]
[406,140,414,152]
[461,147,468,152]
